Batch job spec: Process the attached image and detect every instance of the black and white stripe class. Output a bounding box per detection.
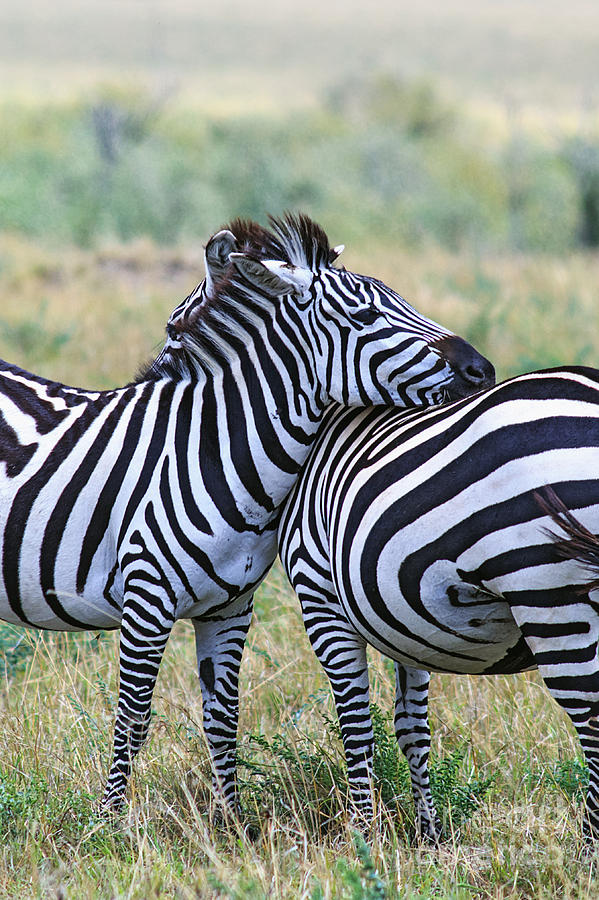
[0,213,493,816]
[279,367,599,840]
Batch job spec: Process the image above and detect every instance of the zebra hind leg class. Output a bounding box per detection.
[299,588,376,825]
[193,595,253,822]
[394,663,442,843]
[527,489,599,840]
[509,594,599,842]
[101,604,174,811]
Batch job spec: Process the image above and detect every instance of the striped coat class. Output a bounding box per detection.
[0,213,494,815]
[280,368,599,840]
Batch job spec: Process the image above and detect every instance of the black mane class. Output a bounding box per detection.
[139,213,333,382]
[224,212,332,270]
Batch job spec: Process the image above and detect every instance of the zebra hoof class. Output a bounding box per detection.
[98,792,128,820]
[413,818,444,847]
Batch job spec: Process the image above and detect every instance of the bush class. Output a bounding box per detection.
[504,138,579,252]
[0,79,595,255]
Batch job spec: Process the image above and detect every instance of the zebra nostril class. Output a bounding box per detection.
[166,323,178,340]
[463,364,486,385]
[461,357,496,389]
[430,335,496,395]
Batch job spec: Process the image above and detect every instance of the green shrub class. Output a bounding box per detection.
[0,79,595,255]
[238,703,493,839]
[505,138,579,252]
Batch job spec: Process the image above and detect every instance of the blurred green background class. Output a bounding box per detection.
[1,0,598,254]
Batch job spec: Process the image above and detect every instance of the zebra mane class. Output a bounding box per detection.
[266,213,332,269]
[139,213,334,382]
[222,212,332,268]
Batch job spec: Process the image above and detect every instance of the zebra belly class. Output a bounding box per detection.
[0,587,122,631]
[177,530,279,620]
[0,558,123,631]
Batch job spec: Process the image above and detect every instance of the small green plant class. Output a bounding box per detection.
[0,767,118,852]
[430,749,494,830]
[311,831,388,900]
[238,713,348,834]
[525,758,588,799]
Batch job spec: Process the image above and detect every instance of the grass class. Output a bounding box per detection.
[1,235,599,897]
[0,566,594,898]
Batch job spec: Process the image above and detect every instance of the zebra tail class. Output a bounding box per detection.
[534,486,599,593]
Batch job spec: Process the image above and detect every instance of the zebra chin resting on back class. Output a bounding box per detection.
[279,367,599,842]
[0,213,494,818]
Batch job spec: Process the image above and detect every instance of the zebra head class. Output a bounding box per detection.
[226,214,495,407]
[154,214,494,406]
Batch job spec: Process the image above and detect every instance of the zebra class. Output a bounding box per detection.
[0,213,494,818]
[279,366,599,842]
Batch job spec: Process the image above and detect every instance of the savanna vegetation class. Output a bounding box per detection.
[1,1,599,897]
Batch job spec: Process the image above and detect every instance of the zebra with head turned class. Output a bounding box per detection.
[279,367,599,842]
[0,213,494,818]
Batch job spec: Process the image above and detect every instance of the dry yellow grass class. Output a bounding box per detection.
[1,235,599,897]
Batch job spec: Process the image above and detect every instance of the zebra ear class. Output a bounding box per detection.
[229,253,312,297]
[329,244,345,264]
[204,229,237,297]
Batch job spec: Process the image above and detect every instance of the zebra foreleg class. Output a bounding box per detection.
[101,604,174,811]
[299,588,375,823]
[193,595,253,820]
[394,664,441,842]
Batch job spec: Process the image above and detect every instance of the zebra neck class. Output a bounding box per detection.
[178,362,327,528]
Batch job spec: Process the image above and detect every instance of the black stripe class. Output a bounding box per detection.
[77,382,155,593]
[2,390,116,624]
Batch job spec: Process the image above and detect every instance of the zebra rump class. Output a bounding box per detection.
[279,367,599,842]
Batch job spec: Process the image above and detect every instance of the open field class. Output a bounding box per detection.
[1,0,599,122]
[2,0,599,895]
[1,236,599,897]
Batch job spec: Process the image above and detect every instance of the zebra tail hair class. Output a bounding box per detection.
[534,485,599,593]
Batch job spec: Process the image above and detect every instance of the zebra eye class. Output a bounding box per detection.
[352,305,379,326]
